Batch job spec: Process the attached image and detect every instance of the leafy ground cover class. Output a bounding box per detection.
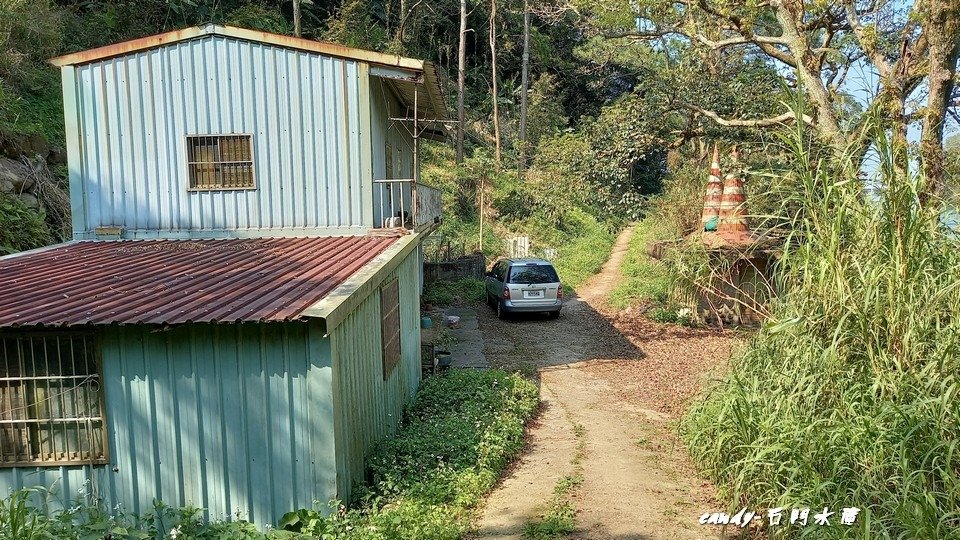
[422,278,486,306]
[0,370,539,540]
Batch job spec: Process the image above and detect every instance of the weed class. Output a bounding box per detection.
[522,501,575,540]
[607,219,675,311]
[682,119,960,538]
[422,278,486,306]
[0,194,52,255]
[288,369,539,539]
[524,413,586,539]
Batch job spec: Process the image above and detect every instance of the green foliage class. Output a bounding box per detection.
[546,209,616,290]
[523,74,568,152]
[0,491,299,540]
[225,4,293,34]
[422,278,485,306]
[0,0,65,144]
[522,501,575,540]
[323,0,387,50]
[607,219,674,311]
[0,489,48,540]
[284,369,540,540]
[0,194,52,255]
[682,124,960,538]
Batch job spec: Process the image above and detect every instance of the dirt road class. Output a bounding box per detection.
[474,227,737,540]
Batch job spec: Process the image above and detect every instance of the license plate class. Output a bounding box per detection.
[523,290,544,299]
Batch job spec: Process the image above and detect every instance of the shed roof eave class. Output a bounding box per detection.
[300,233,421,333]
[48,24,425,72]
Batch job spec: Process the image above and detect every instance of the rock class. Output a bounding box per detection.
[0,157,34,193]
[0,132,50,160]
[17,193,40,210]
[0,178,13,194]
[47,146,68,166]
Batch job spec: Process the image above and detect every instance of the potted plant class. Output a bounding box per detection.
[434,329,455,368]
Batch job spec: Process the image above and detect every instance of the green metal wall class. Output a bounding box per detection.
[0,321,337,526]
[331,246,421,499]
[0,247,423,523]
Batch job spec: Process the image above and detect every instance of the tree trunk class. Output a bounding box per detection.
[770,2,845,151]
[489,0,502,167]
[920,0,960,199]
[519,0,530,171]
[292,0,301,37]
[456,0,467,164]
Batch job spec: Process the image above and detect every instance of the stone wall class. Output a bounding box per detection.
[424,253,487,284]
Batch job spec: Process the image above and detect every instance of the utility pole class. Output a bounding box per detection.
[456,0,467,164]
[519,0,530,171]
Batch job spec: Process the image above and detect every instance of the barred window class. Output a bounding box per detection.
[380,279,401,380]
[187,134,255,190]
[0,333,107,466]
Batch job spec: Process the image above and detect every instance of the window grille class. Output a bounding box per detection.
[0,333,107,466]
[187,134,255,189]
[380,279,401,379]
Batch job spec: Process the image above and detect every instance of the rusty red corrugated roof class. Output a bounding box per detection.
[0,236,398,327]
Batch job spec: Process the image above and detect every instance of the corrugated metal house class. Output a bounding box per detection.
[0,25,446,526]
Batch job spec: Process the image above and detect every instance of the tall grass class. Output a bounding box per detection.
[682,121,960,538]
[607,218,674,311]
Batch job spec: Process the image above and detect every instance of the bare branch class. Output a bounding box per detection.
[681,103,814,127]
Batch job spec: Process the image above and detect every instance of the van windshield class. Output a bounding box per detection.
[508,265,559,284]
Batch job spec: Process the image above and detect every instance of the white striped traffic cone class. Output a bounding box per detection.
[717,148,748,233]
[701,144,723,231]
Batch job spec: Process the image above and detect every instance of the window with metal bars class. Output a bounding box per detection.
[186,134,255,190]
[0,333,107,467]
[380,279,401,380]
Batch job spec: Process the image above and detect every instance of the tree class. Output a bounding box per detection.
[552,0,960,197]
[919,0,960,196]
[519,0,531,170]
[457,0,468,163]
[490,0,502,166]
[292,0,302,36]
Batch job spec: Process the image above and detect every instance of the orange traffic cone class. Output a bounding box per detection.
[717,147,749,234]
[700,144,723,231]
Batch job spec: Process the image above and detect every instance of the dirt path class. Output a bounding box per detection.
[474,227,737,540]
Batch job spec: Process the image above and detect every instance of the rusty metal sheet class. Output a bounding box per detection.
[0,236,398,327]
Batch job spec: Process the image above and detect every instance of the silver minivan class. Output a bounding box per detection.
[485,258,563,319]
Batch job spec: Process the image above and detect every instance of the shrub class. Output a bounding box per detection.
[607,218,675,311]
[422,278,486,306]
[545,208,616,291]
[682,123,960,538]
[0,194,52,254]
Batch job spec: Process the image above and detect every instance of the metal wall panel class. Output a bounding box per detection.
[330,246,421,499]
[68,35,370,238]
[0,321,337,526]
